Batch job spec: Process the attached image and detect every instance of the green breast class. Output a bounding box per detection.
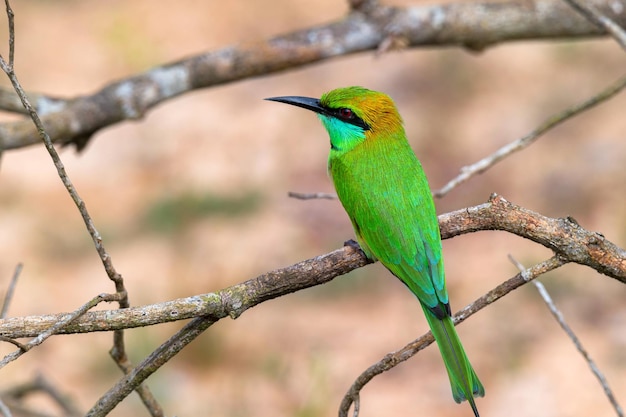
[328,136,448,309]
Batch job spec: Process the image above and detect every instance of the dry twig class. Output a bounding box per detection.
[0,263,22,319]
[1,373,82,417]
[0,2,159,413]
[433,72,626,197]
[288,191,338,200]
[563,0,626,50]
[0,293,118,369]
[509,255,624,416]
[534,280,624,417]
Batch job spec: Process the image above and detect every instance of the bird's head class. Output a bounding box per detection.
[266,86,404,154]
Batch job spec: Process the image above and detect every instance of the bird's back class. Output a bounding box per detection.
[329,131,449,315]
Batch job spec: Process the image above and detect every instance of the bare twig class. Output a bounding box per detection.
[288,191,338,200]
[0,398,10,417]
[434,73,626,197]
[0,0,125,297]
[534,281,625,417]
[87,316,216,417]
[1,374,81,417]
[0,0,623,151]
[2,0,13,68]
[0,293,116,369]
[1,263,22,319]
[509,255,624,417]
[338,256,566,417]
[0,2,159,413]
[563,0,626,50]
[0,336,26,350]
[110,331,164,417]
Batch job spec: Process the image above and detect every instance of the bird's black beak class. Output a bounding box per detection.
[265,96,326,115]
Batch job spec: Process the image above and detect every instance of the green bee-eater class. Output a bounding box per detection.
[267,86,485,416]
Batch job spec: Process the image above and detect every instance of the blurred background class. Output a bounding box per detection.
[0,1,625,416]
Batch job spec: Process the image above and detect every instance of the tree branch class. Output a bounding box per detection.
[563,0,626,49]
[0,0,623,151]
[1,194,623,340]
[533,280,624,417]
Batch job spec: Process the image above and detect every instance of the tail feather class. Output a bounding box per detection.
[421,302,484,416]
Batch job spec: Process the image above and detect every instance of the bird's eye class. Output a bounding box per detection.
[337,108,354,119]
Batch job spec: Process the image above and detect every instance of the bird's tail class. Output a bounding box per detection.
[421,302,485,417]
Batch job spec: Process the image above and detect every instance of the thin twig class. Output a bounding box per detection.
[562,0,626,50]
[338,256,566,417]
[0,3,159,414]
[87,315,216,417]
[1,263,22,319]
[33,374,82,417]
[0,293,115,369]
[288,191,338,200]
[1,374,82,417]
[434,72,626,197]
[2,0,13,68]
[110,330,164,417]
[534,281,625,417]
[0,0,126,298]
[0,336,27,350]
[510,255,625,417]
[0,400,11,417]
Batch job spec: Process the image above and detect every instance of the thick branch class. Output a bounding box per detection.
[0,0,623,151]
[439,194,626,281]
[0,194,623,339]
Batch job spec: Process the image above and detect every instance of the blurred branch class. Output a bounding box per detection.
[433,72,626,197]
[533,280,625,417]
[0,0,624,151]
[1,263,22,319]
[0,400,9,417]
[433,0,626,197]
[1,194,624,339]
[563,0,626,50]
[339,255,566,417]
[0,86,67,116]
[509,255,624,417]
[1,373,82,417]
[288,191,338,200]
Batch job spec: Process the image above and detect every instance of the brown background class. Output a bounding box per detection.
[1,1,625,416]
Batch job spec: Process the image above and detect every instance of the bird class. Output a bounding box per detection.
[266,86,485,416]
